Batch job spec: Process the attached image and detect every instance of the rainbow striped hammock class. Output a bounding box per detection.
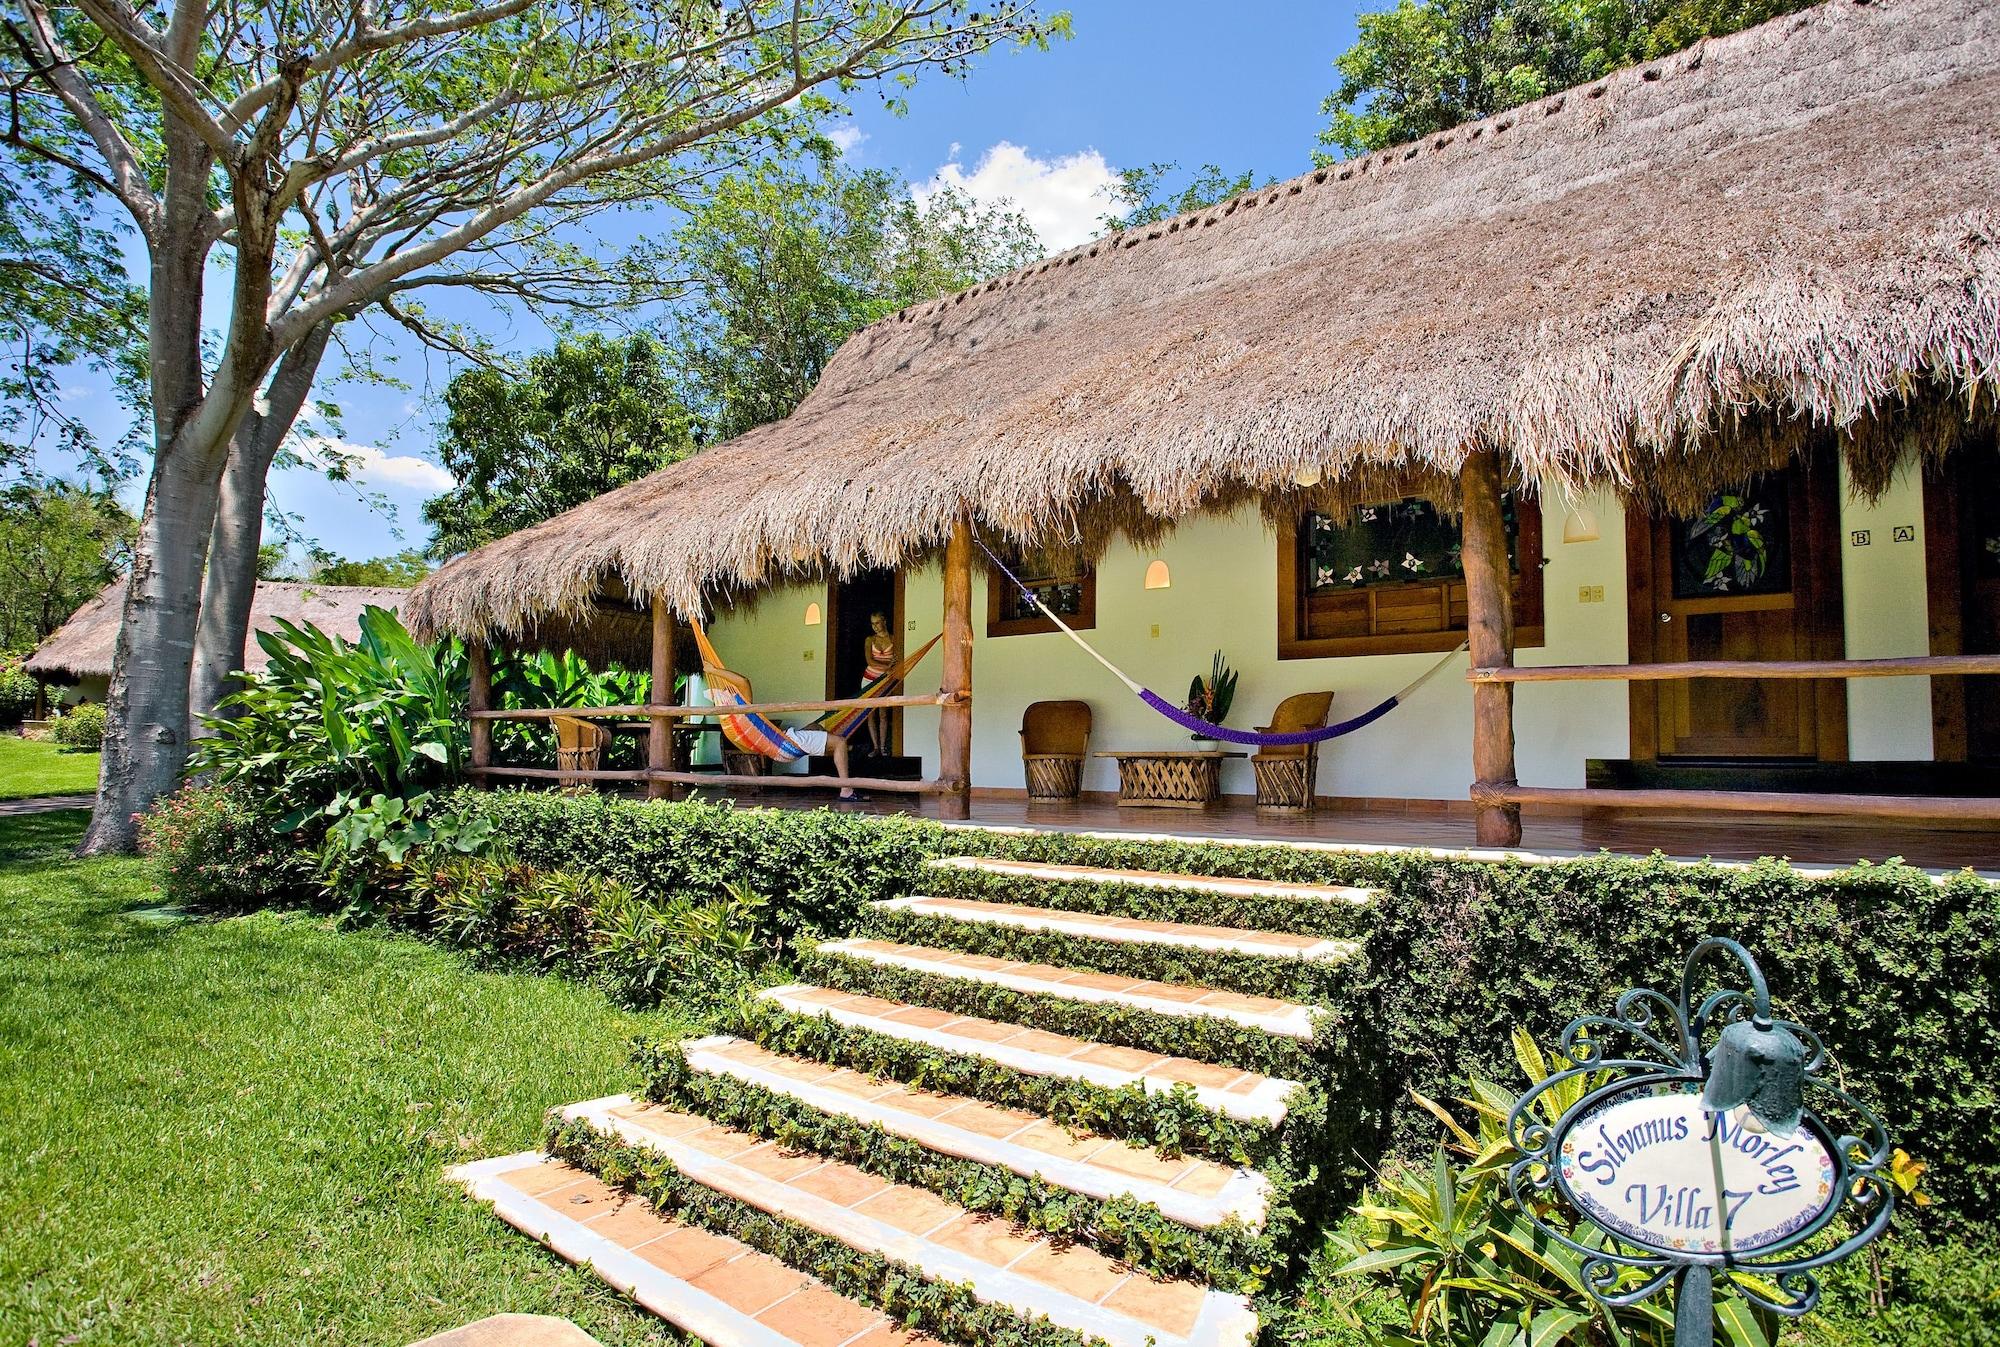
[690,620,942,763]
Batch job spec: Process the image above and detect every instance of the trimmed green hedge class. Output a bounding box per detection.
[857,902,1362,1004]
[921,863,1376,939]
[546,1114,1097,1347]
[455,786,935,945]
[675,999,1306,1167]
[800,944,1327,1081]
[641,1044,1283,1289]
[178,786,2000,1223]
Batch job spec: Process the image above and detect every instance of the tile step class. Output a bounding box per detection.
[876,895,1360,963]
[759,984,1299,1125]
[562,1096,1259,1347]
[451,1153,917,1347]
[928,855,1377,906]
[681,1034,1272,1230]
[818,937,1320,1040]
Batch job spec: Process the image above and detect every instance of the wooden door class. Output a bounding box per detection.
[1926,436,2000,761]
[1627,459,1846,761]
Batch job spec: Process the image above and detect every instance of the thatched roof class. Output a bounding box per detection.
[25,580,408,682]
[409,0,2000,650]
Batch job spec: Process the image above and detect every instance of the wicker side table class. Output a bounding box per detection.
[1095,749,1246,808]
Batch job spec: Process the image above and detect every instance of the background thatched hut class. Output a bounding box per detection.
[28,581,408,703]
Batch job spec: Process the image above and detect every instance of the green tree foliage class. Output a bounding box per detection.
[423,334,696,557]
[0,43,148,482]
[308,551,432,588]
[1098,161,1260,233]
[1315,0,1818,160]
[255,543,294,582]
[0,482,135,650]
[671,153,1043,440]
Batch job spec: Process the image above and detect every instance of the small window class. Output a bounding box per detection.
[1277,495,1544,659]
[986,548,1097,637]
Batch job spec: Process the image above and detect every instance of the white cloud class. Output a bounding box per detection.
[915,141,1118,254]
[826,123,868,156]
[299,435,454,494]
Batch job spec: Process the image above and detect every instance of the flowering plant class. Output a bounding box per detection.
[1183,650,1238,735]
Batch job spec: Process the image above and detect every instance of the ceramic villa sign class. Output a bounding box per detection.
[1555,1083,1838,1256]
[1506,939,1895,1347]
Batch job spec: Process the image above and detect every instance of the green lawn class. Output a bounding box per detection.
[0,732,100,800]
[0,809,693,1347]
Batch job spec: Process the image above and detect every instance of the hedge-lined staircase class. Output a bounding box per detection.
[454,853,1382,1347]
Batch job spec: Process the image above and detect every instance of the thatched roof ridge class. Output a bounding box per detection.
[407,0,2000,647]
[25,580,408,682]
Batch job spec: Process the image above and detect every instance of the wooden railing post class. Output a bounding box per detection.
[467,641,493,784]
[648,595,677,801]
[939,520,974,819]
[1460,449,1522,847]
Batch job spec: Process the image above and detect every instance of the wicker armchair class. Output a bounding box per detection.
[1020,700,1091,802]
[552,714,610,789]
[1251,691,1333,811]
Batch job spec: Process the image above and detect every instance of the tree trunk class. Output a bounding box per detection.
[938,521,974,820]
[190,324,333,724]
[82,437,235,852]
[81,125,218,855]
[82,121,280,854]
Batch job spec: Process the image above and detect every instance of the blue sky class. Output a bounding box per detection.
[55,2,1369,562]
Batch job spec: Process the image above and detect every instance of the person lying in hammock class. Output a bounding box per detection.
[704,663,865,801]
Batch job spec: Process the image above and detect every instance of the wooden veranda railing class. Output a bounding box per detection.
[464,521,978,815]
[464,692,967,796]
[1463,652,2000,824]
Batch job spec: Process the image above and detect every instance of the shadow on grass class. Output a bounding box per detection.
[0,807,95,866]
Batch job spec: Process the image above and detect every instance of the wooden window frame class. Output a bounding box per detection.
[1276,498,1545,660]
[985,555,1097,638]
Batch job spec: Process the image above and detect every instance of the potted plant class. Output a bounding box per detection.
[1184,651,1238,746]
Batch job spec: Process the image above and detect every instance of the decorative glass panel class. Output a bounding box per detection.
[1301,497,1518,592]
[995,551,1090,624]
[1669,481,1792,599]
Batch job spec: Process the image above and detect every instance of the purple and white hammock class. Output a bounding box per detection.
[977,536,1464,748]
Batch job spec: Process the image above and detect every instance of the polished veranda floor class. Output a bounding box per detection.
[674,787,1998,874]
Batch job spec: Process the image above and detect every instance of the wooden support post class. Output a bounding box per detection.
[648,595,678,801]
[939,520,974,820]
[467,642,494,784]
[1460,449,1522,847]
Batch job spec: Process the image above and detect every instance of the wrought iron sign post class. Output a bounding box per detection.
[1505,938,1894,1347]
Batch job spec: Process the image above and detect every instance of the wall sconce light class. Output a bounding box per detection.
[1143,559,1171,591]
[1561,507,1601,545]
[804,602,821,626]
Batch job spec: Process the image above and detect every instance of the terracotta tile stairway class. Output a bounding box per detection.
[454,855,1379,1347]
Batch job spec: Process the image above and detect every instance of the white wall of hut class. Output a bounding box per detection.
[706,468,1938,800]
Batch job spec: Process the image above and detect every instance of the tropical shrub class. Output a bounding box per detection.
[190,606,467,837]
[1322,1030,1777,1347]
[492,648,662,769]
[141,783,318,909]
[49,700,107,747]
[463,786,939,946]
[373,850,767,1006]
[0,655,36,725]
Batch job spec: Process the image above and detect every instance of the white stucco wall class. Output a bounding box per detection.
[1838,459,1934,759]
[706,467,1941,798]
[717,488,1631,799]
